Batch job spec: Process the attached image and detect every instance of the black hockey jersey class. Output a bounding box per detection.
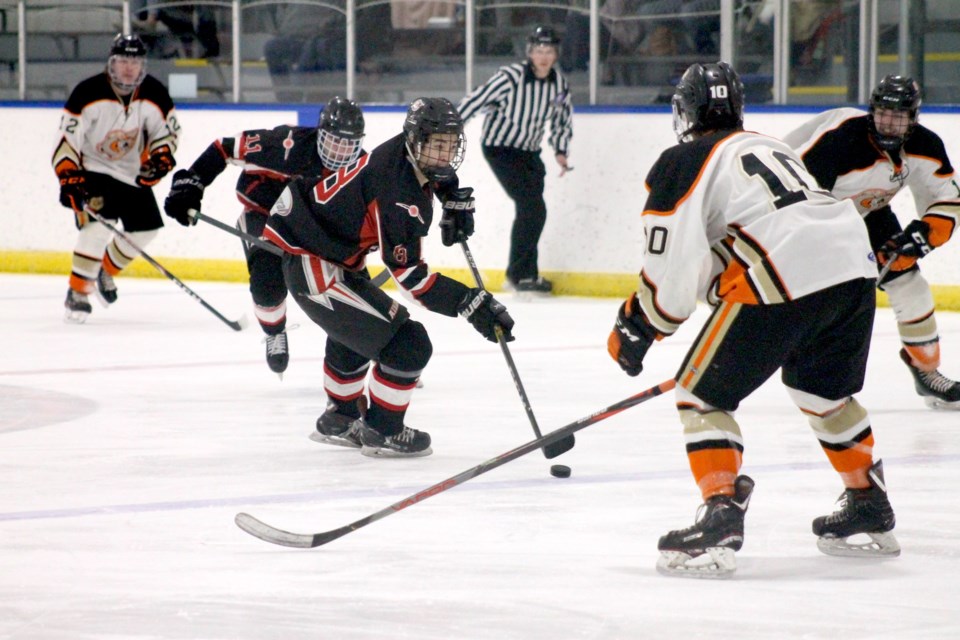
[52,72,179,187]
[189,125,336,214]
[264,133,470,317]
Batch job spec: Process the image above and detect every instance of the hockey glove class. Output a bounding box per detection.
[458,287,515,343]
[136,147,176,187]
[878,220,932,272]
[438,187,476,247]
[607,293,657,377]
[58,169,88,213]
[164,169,204,226]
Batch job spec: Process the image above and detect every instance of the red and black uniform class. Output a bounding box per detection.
[264,133,472,433]
[188,124,346,334]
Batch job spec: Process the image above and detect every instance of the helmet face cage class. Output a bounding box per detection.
[869,75,921,151]
[672,61,744,142]
[403,97,466,181]
[316,97,365,169]
[107,34,147,93]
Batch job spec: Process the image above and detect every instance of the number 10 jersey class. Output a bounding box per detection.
[637,129,877,338]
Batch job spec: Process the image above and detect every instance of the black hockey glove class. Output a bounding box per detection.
[136,146,176,187]
[884,220,933,258]
[58,169,89,213]
[164,169,204,226]
[438,187,476,247]
[458,288,515,343]
[608,293,657,377]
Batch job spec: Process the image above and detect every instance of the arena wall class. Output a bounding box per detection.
[2,103,958,308]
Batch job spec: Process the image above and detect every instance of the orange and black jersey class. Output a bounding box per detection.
[783,107,960,249]
[264,133,471,317]
[52,72,178,187]
[188,125,338,214]
[637,129,876,338]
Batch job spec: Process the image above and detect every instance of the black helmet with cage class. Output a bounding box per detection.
[671,61,744,143]
[868,75,922,152]
[316,96,365,170]
[107,34,147,94]
[402,97,465,182]
[526,25,561,54]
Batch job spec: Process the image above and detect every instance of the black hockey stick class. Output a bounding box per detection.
[189,209,391,288]
[84,207,247,331]
[235,379,676,548]
[460,239,575,459]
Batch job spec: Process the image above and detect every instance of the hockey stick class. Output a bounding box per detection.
[84,206,247,332]
[460,239,574,459]
[235,378,676,548]
[877,250,899,282]
[189,209,391,288]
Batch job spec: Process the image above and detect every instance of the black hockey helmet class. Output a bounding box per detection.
[672,61,744,143]
[317,96,365,169]
[528,25,561,48]
[108,34,147,93]
[868,75,921,152]
[403,97,465,182]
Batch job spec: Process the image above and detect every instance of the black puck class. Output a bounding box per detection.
[550,464,571,478]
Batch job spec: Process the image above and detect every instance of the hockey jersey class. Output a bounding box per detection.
[783,107,960,247]
[638,130,876,337]
[52,73,179,187]
[189,125,336,214]
[264,133,470,317]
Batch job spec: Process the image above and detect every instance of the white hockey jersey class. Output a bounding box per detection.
[637,129,876,337]
[52,73,179,187]
[782,108,960,241]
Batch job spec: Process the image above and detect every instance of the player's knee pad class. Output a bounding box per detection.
[786,387,868,435]
[883,270,935,324]
[75,220,113,258]
[675,386,743,440]
[106,229,159,271]
[378,320,432,375]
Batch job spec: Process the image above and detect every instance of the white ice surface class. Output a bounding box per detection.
[2,273,958,639]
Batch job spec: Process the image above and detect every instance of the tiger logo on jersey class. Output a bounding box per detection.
[851,188,895,214]
[96,128,139,161]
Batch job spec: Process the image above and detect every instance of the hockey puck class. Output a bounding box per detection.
[550,464,571,478]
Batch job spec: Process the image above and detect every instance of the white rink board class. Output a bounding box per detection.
[3,105,959,285]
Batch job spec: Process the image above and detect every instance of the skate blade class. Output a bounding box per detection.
[656,548,737,579]
[64,309,90,324]
[816,531,901,557]
[308,431,361,449]
[360,444,433,458]
[922,395,960,411]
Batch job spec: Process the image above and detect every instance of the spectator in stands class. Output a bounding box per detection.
[135,4,220,58]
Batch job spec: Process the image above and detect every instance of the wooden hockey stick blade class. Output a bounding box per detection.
[234,379,675,549]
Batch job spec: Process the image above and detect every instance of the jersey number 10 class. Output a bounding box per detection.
[741,150,819,210]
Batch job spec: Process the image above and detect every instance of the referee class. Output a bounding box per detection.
[458,25,573,294]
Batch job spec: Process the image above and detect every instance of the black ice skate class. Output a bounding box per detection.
[900,349,960,410]
[506,276,553,295]
[356,420,432,458]
[309,404,362,449]
[64,289,92,324]
[812,459,900,557]
[263,331,289,377]
[95,268,117,305]
[657,475,755,579]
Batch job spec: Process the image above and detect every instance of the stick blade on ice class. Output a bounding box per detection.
[234,513,317,548]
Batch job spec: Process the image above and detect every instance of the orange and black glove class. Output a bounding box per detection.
[136,147,176,187]
[608,293,657,377]
[878,219,933,272]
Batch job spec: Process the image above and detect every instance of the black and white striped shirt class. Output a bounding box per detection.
[458,61,573,155]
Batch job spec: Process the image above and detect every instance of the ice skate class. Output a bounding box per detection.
[657,475,754,579]
[310,404,362,448]
[356,420,432,458]
[813,460,900,557]
[900,349,960,410]
[94,268,117,306]
[505,276,553,298]
[64,289,92,324]
[263,331,289,378]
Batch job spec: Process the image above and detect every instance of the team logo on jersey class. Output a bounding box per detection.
[393,245,408,265]
[396,202,424,224]
[852,188,894,214]
[96,128,139,160]
[282,130,295,161]
[272,188,293,217]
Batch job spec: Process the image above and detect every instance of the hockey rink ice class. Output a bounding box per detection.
[2,272,958,639]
